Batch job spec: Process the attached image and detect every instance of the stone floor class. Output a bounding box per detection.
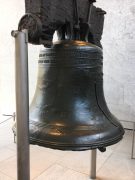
[0,115,135,180]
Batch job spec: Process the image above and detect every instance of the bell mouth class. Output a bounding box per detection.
[29,131,124,151]
[29,122,124,151]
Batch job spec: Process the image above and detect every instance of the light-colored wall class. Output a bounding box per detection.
[95,0,135,127]
[0,0,135,126]
[0,0,41,115]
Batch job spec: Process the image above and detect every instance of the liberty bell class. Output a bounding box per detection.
[17,0,124,151]
[29,40,124,151]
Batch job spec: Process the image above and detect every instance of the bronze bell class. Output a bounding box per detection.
[29,40,124,151]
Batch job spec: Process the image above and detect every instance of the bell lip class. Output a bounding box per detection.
[29,131,124,151]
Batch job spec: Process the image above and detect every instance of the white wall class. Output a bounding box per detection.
[95,0,135,127]
[0,0,41,115]
[0,0,135,127]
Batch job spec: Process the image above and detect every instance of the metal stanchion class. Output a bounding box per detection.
[131,122,135,159]
[11,30,30,180]
[90,149,97,180]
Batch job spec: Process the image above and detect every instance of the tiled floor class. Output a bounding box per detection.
[0,116,135,180]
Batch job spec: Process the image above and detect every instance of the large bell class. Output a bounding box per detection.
[29,40,124,151]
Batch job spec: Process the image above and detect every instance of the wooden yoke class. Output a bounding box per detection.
[18,0,106,47]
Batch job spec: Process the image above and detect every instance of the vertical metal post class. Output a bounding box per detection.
[90,149,97,180]
[131,122,135,159]
[13,112,16,122]
[12,30,30,180]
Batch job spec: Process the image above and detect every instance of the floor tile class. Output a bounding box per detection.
[0,121,14,148]
[34,164,88,180]
[30,145,61,179]
[0,156,17,179]
[43,147,68,157]
[106,141,120,151]
[97,152,135,180]
[0,171,14,180]
[0,147,61,180]
[6,143,16,152]
[115,130,133,155]
[0,147,15,163]
[56,149,113,175]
